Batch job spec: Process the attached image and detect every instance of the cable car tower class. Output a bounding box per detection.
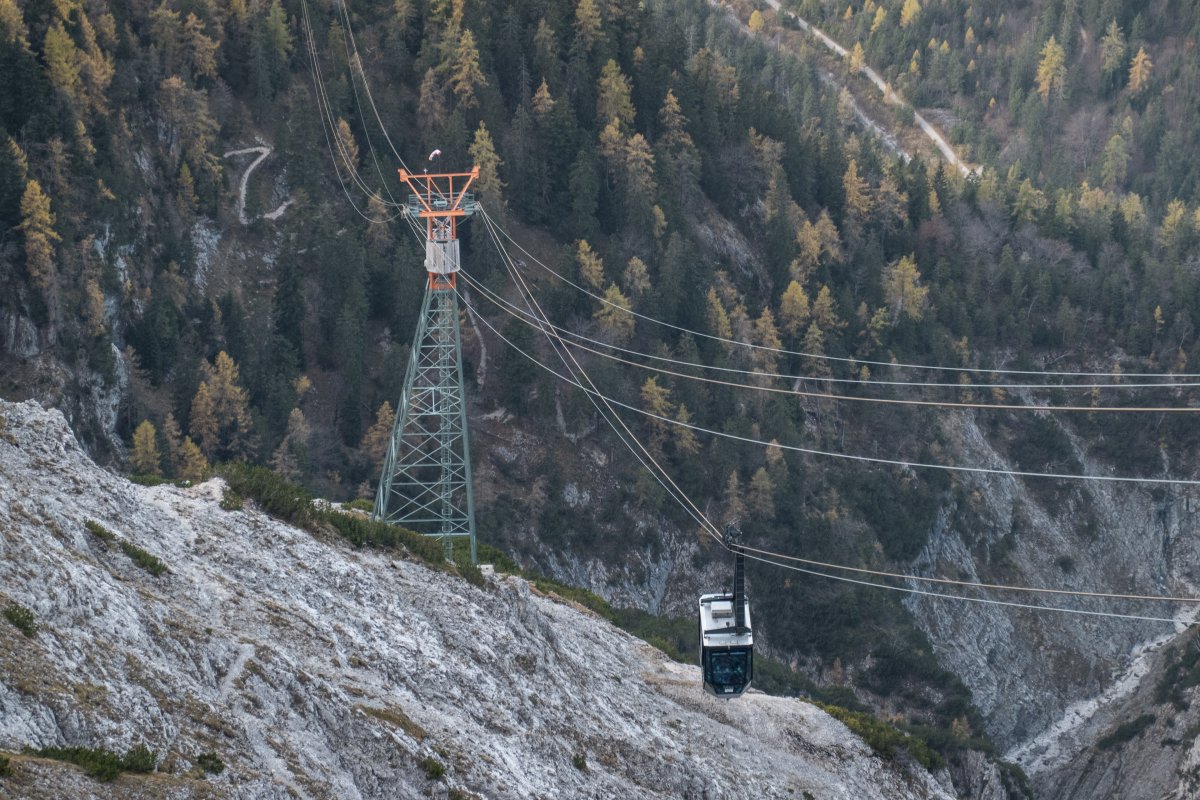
[374,166,480,563]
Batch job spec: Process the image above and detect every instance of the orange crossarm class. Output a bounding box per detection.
[399,166,479,241]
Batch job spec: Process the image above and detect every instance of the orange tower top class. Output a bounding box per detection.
[399,167,480,243]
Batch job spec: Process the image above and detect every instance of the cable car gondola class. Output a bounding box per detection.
[699,525,753,697]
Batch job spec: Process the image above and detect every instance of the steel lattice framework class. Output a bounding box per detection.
[374,167,479,562]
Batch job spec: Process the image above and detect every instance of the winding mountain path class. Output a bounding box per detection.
[750,0,977,176]
[224,143,295,225]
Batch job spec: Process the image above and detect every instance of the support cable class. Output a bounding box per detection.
[481,209,1200,381]
[469,216,1196,626]
[456,269,1200,413]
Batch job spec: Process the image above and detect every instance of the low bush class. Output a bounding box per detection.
[84,520,116,542]
[815,703,944,771]
[119,542,168,577]
[420,755,444,780]
[219,490,244,511]
[3,604,37,638]
[31,744,157,781]
[195,752,224,775]
[1097,714,1157,750]
[0,754,10,777]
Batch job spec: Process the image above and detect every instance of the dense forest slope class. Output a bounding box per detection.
[4,0,1200,797]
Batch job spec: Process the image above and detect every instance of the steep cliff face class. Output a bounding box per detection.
[0,399,955,799]
[904,410,1200,788]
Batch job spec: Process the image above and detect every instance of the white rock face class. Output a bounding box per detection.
[0,400,954,799]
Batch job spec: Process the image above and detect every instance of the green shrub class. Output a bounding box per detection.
[3,604,37,638]
[344,498,375,513]
[121,744,156,773]
[218,463,313,526]
[85,519,116,542]
[420,755,445,780]
[219,490,244,511]
[119,542,168,577]
[0,754,10,777]
[1097,714,1157,750]
[32,744,157,781]
[195,752,224,775]
[572,751,588,771]
[33,746,125,782]
[129,474,171,487]
[815,703,944,771]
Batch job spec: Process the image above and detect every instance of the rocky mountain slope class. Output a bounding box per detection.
[0,399,955,799]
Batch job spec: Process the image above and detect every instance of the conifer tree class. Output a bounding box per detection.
[779,281,811,336]
[883,255,930,323]
[178,436,208,483]
[574,0,603,51]
[130,420,162,476]
[161,412,183,476]
[1128,47,1152,96]
[190,381,219,457]
[469,122,504,208]
[1036,36,1067,103]
[748,467,775,519]
[19,180,60,299]
[360,401,395,469]
[596,59,635,127]
[577,240,605,290]
[595,283,634,343]
[450,29,487,109]
[673,405,701,455]
[622,257,651,298]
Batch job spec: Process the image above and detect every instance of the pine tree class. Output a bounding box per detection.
[673,404,701,455]
[595,283,634,343]
[622,256,651,298]
[43,21,81,103]
[812,285,843,331]
[641,377,674,458]
[748,467,775,519]
[190,381,219,457]
[450,28,487,109]
[574,0,603,51]
[184,13,219,81]
[469,122,504,208]
[1099,20,1126,83]
[842,159,872,225]
[18,180,60,298]
[335,118,360,178]
[360,401,395,469]
[178,436,209,483]
[271,408,310,480]
[418,68,448,140]
[596,59,635,127]
[883,254,930,323]
[577,240,605,290]
[752,308,782,374]
[1036,36,1067,103]
[1128,47,1152,95]
[532,78,555,116]
[161,412,183,476]
[802,323,830,376]
[779,281,811,336]
[722,471,746,526]
[130,420,162,476]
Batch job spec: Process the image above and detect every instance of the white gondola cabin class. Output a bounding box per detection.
[698,529,753,697]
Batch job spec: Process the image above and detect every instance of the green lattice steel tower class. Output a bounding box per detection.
[374,167,479,563]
